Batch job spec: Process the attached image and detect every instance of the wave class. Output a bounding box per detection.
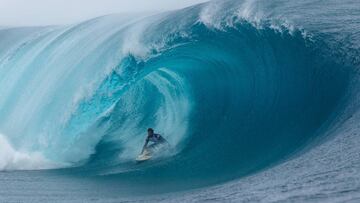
[0,0,354,192]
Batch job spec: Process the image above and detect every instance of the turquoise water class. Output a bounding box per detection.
[0,0,360,202]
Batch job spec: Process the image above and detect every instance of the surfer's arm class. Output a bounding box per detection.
[141,138,149,154]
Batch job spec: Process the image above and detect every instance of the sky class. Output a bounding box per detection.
[0,0,208,26]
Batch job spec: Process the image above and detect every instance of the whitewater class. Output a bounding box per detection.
[0,0,360,202]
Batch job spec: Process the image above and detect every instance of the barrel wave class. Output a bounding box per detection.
[0,0,358,200]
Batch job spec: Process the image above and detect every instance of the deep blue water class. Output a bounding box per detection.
[0,0,360,202]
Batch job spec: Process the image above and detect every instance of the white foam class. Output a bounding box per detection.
[198,0,264,30]
[199,1,223,29]
[198,0,310,40]
[121,21,150,59]
[0,134,59,170]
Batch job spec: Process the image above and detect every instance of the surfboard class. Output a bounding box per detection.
[136,149,152,162]
[135,142,170,162]
[136,154,152,162]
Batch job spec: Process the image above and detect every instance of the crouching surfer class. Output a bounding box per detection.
[141,128,168,154]
[136,128,170,162]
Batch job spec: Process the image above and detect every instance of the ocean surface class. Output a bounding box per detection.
[0,0,360,202]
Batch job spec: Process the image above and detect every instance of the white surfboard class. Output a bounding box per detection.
[136,149,152,162]
[135,142,170,162]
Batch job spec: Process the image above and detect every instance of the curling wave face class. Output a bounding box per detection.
[0,0,354,193]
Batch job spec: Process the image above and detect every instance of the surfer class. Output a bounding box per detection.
[141,128,168,154]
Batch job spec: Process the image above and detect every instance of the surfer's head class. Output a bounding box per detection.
[147,128,154,136]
